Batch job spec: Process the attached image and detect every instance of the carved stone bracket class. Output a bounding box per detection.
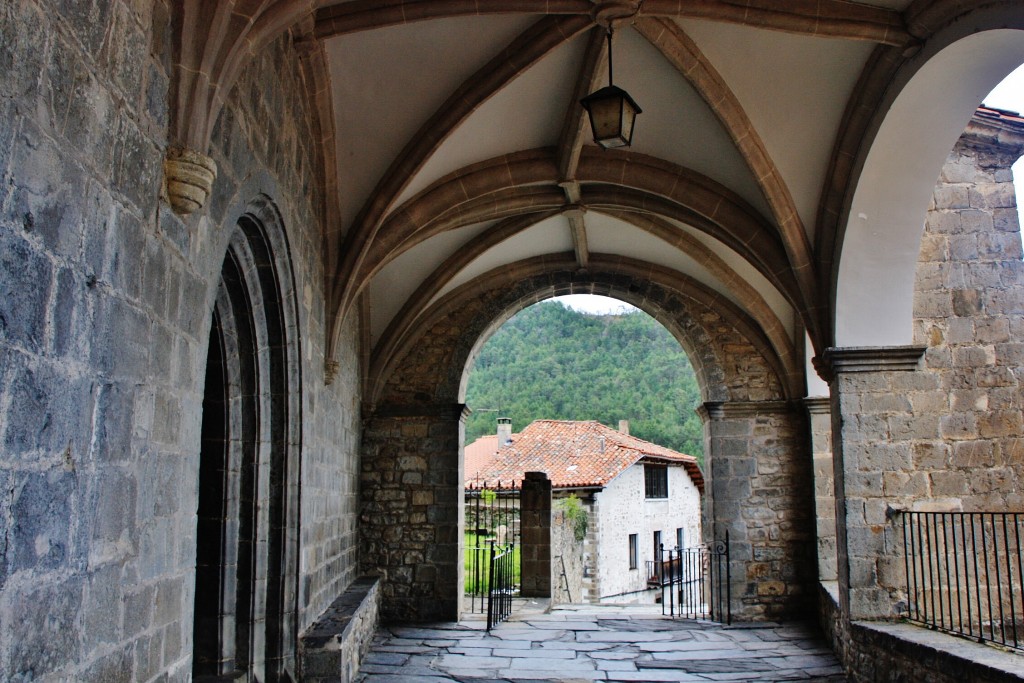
[163,147,217,215]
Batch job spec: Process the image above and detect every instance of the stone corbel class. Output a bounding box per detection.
[325,359,340,386]
[163,146,217,215]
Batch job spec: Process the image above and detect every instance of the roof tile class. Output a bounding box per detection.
[465,420,703,493]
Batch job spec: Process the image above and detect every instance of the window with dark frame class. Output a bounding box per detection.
[628,533,638,570]
[644,464,668,498]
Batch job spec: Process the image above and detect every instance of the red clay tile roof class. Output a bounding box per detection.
[465,420,703,493]
[465,434,505,481]
[977,105,1024,124]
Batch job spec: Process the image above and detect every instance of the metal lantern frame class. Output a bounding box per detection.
[580,28,642,149]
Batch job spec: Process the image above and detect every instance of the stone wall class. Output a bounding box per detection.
[912,115,1024,509]
[360,405,465,622]
[820,583,1024,683]
[825,111,1024,622]
[207,19,363,641]
[807,398,837,582]
[520,472,553,598]
[551,504,585,605]
[700,402,816,620]
[0,1,361,679]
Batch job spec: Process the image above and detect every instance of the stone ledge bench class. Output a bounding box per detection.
[299,576,381,683]
[819,582,1024,683]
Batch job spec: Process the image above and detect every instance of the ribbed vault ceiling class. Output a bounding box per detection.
[312,0,920,389]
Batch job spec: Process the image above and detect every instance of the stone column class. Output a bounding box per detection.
[360,402,468,622]
[698,401,815,620]
[805,397,837,582]
[820,346,927,620]
[520,471,552,598]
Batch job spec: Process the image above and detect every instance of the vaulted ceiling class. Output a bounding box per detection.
[172,1,1024,396]
[312,0,913,390]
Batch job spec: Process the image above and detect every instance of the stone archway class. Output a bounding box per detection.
[831,11,1024,348]
[360,265,814,622]
[193,200,302,681]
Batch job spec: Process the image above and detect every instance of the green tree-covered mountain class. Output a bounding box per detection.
[464,301,704,460]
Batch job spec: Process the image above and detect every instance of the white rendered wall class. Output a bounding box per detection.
[593,464,702,601]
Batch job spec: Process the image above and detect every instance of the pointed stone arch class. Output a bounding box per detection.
[819,4,1024,351]
[193,197,303,680]
[360,263,813,622]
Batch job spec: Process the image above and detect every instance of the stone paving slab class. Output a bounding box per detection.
[355,604,847,683]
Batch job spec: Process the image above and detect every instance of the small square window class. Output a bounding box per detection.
[644,464,668,499]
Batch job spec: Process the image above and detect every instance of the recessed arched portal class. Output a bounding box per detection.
[193,200,302,681]
[833,11,1024,347]
[360,262,814,623]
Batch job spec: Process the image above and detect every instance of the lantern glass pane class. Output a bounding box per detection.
[620,100,638,143]
[589,96,624,140]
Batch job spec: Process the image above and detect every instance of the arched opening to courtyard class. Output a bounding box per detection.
[360,263,813,624]
[458,295,704,609]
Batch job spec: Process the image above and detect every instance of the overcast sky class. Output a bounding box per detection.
[557,64,1024,315]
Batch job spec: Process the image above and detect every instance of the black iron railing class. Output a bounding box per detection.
[900,511,1024,651]
[648,533,730,623]
[465,481,520,614]
[486,539,515,630]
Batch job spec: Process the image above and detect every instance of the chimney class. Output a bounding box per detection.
[599,436,606,453]
[618,420,630,435]
[497,417,513,445]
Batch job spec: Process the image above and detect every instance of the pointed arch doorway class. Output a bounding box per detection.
[193,203,302,682]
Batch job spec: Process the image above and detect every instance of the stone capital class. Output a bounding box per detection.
[371,402,470,422]
[696,400,792,423]
[816,345,926,381]
[803,396,831,416]
[958,108,1024,165]
[163,146,217,215]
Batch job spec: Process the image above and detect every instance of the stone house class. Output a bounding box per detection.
[2,2,1024,682]
[466,419,704,603]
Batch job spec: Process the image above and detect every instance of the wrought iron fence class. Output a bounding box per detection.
[648,532,730,623]
[487,539,516,630]
[900,511,1024,651]
[464,480,520,614]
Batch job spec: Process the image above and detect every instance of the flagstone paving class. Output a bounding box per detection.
[356,603,847,682]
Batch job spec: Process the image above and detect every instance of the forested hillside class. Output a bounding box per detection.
[464,301,704,459]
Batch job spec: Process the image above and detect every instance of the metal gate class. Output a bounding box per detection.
[464,481,521,616]
[648,532,731,623]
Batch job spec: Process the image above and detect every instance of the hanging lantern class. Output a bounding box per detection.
[580,28,641,149]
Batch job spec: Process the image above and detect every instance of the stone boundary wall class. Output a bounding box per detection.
[818,584,1024,683]
[551,506,585,605]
